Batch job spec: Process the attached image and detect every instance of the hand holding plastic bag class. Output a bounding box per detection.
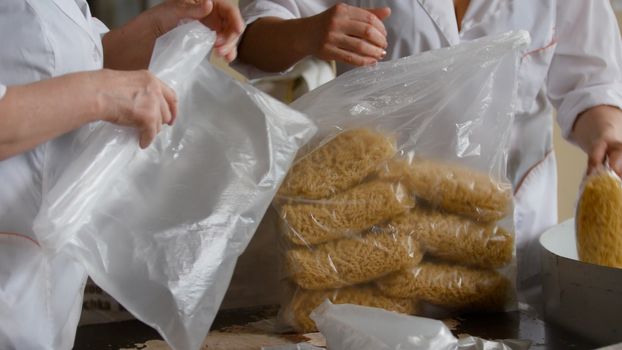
[33,21,316,350]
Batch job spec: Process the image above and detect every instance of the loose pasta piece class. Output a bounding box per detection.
[281,180,414,246]
[279,128,397,199]
[386,207,513,269]
[286,231,423,290]
[378,158,512,223]
[282,285,419,332]
[576,169,622,268]
[377,262,510,311]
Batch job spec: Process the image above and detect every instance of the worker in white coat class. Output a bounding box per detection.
[0,0,243,349]
[235,0,622,293]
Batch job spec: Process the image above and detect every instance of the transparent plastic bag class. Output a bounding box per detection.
[32,21,316,350]
[576,165,622,268]
[275,31,530,332]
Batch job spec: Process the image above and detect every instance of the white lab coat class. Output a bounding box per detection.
[238,0,622,288]
[0,0,107,348]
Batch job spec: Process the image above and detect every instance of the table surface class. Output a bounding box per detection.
[74,305,603,350]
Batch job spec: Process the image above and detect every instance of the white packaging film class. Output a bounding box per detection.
[31,21,316,350]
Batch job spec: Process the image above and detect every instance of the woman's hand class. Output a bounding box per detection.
[572,105,622,175]
[302,3,391,67]
[237,3,391,73]
[103,0,244,70]
[93,69,177,149]
[200,0,245,62]
[0,69,177,159]
[151,0,244,62]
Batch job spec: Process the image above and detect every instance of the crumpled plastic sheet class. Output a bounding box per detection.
[301,301,531,350]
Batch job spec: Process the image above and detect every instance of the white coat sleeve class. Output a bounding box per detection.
[233,0,335,80]
[91,17,109,37]
[0,82,5,100]
[239,0,302,26]
[548,0,622,139]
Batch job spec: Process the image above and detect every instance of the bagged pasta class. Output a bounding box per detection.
[281,285,418,333]
[376,262,510,312]
[576,166,622,268]
[274,31,529,332]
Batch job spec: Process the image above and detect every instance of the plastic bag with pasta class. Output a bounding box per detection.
[278,128,397,200]
[275,31,527,329]
[281,285,419,332]
[384,207,514,269]
[576,167,622,269]
[286,231,423,290]
[376,262,510,311]
[281,180,414,246]
[377,158,512,223]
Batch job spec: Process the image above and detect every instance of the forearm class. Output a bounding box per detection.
[572,105,622,153]
[571,104,622,173]
[237,17,313,73]
[0,73,100,160]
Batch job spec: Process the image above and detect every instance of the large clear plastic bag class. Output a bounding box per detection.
[275,31,530,332]
[576,165,622,269]
[32,21,316,350]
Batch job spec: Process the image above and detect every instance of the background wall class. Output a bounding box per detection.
[554,126,585,221]
[90,0,622,222]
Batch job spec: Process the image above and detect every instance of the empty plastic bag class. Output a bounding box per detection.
[33,21,316,350]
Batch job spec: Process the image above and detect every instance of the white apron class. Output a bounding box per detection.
[0,0,108,348]
[238,0,622,287]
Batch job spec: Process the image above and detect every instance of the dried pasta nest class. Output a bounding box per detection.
[282,285,419,333]
[378,158,512,223]
[278,128,397,200]
[385,207,513,269]
[281,180,414,246]
[286,231,423,290]
[376,262,510,311]
[576,169,622,268]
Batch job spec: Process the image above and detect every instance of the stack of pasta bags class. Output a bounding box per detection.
[274,128,515,332]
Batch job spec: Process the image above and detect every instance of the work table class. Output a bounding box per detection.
[74,305,600,350]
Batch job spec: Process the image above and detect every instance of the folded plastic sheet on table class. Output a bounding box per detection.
[309,301,531,350]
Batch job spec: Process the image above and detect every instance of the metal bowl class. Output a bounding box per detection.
[540,219,622,346]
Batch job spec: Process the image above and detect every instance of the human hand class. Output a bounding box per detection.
[150,0,244,62]
[200,0,244,62]
[573,105,622,175]
[302,3,391,67]
[93,70,177,149]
